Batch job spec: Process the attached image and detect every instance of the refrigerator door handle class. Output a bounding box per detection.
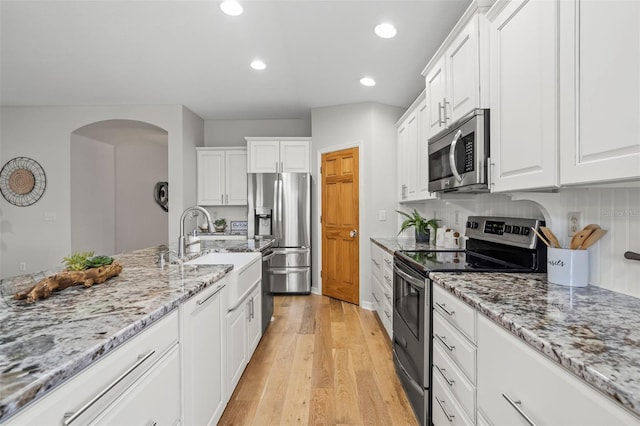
[277,177,283,242]
[269,267,309,274]
[272,248,310,254]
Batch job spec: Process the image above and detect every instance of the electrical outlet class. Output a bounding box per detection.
[19,262,26,271]
[454,211,461,225]
[568,211,581,237]
[378,210,386,221]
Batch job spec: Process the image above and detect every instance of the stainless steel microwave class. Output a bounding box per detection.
[428,108,490,193]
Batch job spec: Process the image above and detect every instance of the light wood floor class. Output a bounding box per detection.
[219,294,418,425]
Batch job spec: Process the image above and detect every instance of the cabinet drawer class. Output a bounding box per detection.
[433,341,476,420]
[434,311,476,384]
[433,371,474,426]
[433,285,476,343]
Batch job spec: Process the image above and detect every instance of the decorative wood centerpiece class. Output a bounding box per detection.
[15,251,122,303]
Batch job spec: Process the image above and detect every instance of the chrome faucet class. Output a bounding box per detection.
[178,205,214,258]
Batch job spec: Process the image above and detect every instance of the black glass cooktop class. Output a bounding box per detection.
[396,249,535,274]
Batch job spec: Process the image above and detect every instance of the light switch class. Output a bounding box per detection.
[378,210,386,221]
[44,212,57,222]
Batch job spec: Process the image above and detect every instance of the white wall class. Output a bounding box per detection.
[204,118,311,147]
[311,102,402,307]
[404,187,640,298]
[0,105,190,278]
[115,139,168,253]
[70,135,116,255]
[180,107,205,234]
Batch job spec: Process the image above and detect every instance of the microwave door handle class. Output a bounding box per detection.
[448,129,463,183]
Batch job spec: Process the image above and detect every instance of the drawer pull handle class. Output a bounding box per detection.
[197,284,225,305]
[435,396,455,422]
[435,364,455,387]
[502,393,537,426]
[384,258,392,265]
[384,275,392,284]
[384,310,391,320]
[372,259,380,266]
[372,292,380,303]
[435,302,455,317]
[435,333,455,352]
[384,293,392,302]
[63,350,156,425]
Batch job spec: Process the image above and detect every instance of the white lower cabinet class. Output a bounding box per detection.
[370,242,392,339]
[432,285,477,426]
[225,280,262,400]
[6,311,180,425]
[477,314,639,425]
[91,345,181,426]
[182,281,227,426]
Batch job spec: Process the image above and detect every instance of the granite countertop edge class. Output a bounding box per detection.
[0,238,271,422]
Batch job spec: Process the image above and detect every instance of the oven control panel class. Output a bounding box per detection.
[465,216,544,249]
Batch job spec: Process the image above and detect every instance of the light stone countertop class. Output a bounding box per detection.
[370,236,640,419]
[0,239,272,422]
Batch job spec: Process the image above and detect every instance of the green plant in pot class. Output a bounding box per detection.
[396,209,439,243]
[213,218,227,232]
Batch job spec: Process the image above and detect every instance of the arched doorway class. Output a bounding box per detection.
[70,119,168,254]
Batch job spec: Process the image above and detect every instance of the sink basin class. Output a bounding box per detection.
[186,252,261,310]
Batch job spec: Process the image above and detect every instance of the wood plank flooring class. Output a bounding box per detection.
[219,295,418,425]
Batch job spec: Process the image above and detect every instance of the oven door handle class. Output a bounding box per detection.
[448,129,463,183]
[393,265,425,290]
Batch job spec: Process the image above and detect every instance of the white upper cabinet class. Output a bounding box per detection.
[423,2,492,140]
[396,91,436,202]
[196,148,247,206]
[245,137,311,173]
[487,0,559,192]
[559,0,640,185]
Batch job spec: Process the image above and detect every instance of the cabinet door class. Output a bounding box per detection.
[406,111,419,198]
[226,304,248,397]
[446,16,480,124]
[560,1,640,184]
[425,57,447,140]
[416,100,435,198]
[248,140,279,173]
[488,0,558,192]
[397,122,409,201]
[91,345,181,426]
[197,149,225,205]
[182,284,226,426]
[225,150,248,205]
[246,287,262,357]
[280,140,310,173]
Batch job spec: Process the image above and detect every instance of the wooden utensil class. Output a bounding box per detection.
[540,226,561,248]
[579,228,607,249]
[584,223,601,230]
[531,227,550,248]
[570,227,595,250]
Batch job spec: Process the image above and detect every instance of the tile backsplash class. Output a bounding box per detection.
[403,187,640,299]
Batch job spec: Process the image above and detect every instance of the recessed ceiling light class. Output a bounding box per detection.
[220,1,243,16]
[360,77,376,87]
[374,23,397,39]
[250,60,266,70]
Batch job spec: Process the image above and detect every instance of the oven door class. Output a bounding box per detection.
[393,258,430,425]
[428,108,489,193]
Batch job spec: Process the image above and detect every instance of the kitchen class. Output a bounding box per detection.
[1,0,640,425]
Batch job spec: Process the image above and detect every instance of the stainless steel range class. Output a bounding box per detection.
[392,216,547,425]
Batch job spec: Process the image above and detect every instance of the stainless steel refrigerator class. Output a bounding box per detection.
[248,173,311,295]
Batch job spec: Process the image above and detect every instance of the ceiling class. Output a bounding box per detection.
[1,0,471,120]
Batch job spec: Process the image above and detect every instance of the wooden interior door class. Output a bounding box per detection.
[321,147,359,305]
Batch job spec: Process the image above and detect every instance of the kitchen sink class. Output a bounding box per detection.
[186,252,261,310]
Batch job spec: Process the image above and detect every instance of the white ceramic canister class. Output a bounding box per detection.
[547,247,589,287]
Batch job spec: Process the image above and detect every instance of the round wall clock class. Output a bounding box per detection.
[0,157,47,207]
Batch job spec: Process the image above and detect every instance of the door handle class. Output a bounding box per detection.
[350,229,358,238]
[448,129,463,183]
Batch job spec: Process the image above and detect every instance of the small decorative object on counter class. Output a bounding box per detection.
[396,209,439,243]
[14,251,122,303]
[547,247,589,287]
[213,218,227,233]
